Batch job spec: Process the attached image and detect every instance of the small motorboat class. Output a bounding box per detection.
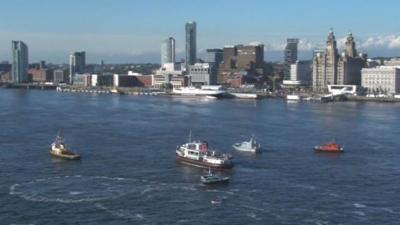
[110,88,123,95]
[205,95,217,100]
[49,130,81,160]
[201,169,230,185]
[314,141,344,153]
[287,94,301,101]
[232,136,261,153]
[211,199,222,204]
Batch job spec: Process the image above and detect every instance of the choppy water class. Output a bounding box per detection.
[1,89,400,224]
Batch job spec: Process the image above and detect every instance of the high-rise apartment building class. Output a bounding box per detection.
[161,37,176,66]
[11,41,29,83]
[284,38,299,80]
[185,21,197,70]
[69,51,86,84]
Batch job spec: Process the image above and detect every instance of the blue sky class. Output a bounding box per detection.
[1,0,400,63]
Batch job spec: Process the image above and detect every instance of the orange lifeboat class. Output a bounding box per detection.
[314,141,343,152]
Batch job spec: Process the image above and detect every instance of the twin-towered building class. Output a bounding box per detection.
[312,30,367,92]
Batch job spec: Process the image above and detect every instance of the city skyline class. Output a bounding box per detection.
[1,0,400,63]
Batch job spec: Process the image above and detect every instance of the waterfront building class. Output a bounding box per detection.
[0,62,11,72]
[160,63,178,72]
[206,49,223,65]
[205,49,223,83]
[156,58,185,87]
[114,74,154,87]
[284,38,299,80]
[185,21,197,70]
[188,63,216,86]
[90,74,153,88]
[91,74,113,87]
[39,60,46,69]
[72,73,91,87]
[236,44,264,70]
[153,74,187,89]
[222,45,237,70]
[11,41,29,83]
[0,71,11,82]
[361,66,400,95]
[282,61,312,86]
[313,31,366,92]
[218,43,264,86]
[384,58,400,67]
[161,37,176,66]
[29,68,53,83]
[69,51,86,84]
[366,59,382,68]
[53,70,67,84]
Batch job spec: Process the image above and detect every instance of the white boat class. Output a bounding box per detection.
[172,86,226,98]
[205,95,217,100]
[110,88,123,94]
[232,136,261,153]
[211,200,222,204]
[286,94,301,101]
[176,132,233,169]
[230,93,259,99]
[49,131,80,160]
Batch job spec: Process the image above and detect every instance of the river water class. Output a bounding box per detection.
[0,89,399,224]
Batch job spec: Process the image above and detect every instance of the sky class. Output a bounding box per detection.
[0,0,400,63]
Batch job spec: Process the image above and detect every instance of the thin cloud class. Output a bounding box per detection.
[360,35,400,49]
[264,34,400,52]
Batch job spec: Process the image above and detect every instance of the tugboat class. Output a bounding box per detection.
[49,131,81,160]
[201,168,230,185]
[314,141,344,153]
[176,132,233,169]
[232,136,261,153]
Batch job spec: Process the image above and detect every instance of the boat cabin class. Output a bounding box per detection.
[182,141,209,160]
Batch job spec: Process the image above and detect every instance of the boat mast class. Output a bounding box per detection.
[56,129,64,144]
[188,129,192,143]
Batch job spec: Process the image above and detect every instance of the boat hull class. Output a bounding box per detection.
[313,147,343,153]
[201,177,230,185]
[49,150,81,160]
[176,154,233,169]
[232,145,261,153]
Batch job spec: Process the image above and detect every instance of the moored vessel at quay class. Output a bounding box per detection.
[172,86,227,98]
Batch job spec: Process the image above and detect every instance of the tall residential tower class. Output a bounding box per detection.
[69,51,86,84]
[283,38,299,80]
[11,41,29,83]
[185,21,197,70]
[161,37,176,66]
